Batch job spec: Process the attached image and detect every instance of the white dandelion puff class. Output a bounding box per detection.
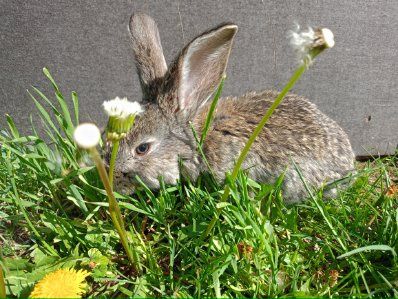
[103,97,143,119]
[289,24,335,65]
[103,97,144,141]
[73,123,101,149]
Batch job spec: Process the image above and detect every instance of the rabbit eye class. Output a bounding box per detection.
[135,143,150,156]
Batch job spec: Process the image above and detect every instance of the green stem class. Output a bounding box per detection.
[232,63,307,180]
[89,147,141,274]
[202,63,308,239]
[0,266,5,299]
[108,140,120,188]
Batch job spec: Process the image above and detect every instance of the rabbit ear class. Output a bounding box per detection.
[129,13,168,102]
[175,23,238,117]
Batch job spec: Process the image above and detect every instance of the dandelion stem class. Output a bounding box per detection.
[202,53,321,239]
[88,147,141,274]
[231,64,306,181]
[108,140,120,188]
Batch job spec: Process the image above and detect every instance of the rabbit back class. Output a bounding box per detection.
[195,90,355,202]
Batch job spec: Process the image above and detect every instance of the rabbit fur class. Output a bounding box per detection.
[109,13,355,203]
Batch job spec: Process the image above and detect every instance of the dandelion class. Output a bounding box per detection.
[103,97,143,188]
[103,96,143,141]
[73,123,101,149]
[73,121,140,274]
[30,268,89,298]
[289,24,335,65]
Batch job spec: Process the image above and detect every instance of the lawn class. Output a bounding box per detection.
[0,69,397,298]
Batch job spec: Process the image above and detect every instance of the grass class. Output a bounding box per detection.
[0,70,397,298]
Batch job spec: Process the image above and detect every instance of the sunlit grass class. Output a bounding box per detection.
[0,70,397,298]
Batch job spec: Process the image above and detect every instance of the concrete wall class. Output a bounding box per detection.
[0,0,397,156]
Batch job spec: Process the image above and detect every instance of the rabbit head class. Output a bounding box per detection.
[111,13,237,193]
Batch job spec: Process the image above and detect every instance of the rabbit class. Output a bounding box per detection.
[109,13,355,203]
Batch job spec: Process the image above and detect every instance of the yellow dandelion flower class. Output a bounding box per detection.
[30,268,90,298]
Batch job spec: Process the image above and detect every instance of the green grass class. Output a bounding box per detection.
[0,71,397,298]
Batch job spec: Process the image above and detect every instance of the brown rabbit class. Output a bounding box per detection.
[110,13,355,203]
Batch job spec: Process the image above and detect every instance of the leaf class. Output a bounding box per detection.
[5,114,20,138]
[200,76,225,145]
[1,197,35,208]
[68,185,88,213]
[7,136,39,143]
[28,91,60,138]
[31,86,59,115]
[212,270,222,298]
[119,202,151,215]
[337,245,397,259]
[31,248,59,267]
[3,257,33,272]
[55,91,74,136]
[234,225,252,230]
[216,202,231,209]
[42,67,60,93]
[71,91,79,126]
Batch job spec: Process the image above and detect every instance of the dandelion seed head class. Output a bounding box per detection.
[289,24,316,64]
[73,123,101,149]
[288,24,335,65]
[103,97,144,141]
[103,96,143,119]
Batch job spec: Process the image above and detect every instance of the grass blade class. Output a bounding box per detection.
[71,91,79,126]
[5,114,20,138]
[43,68,74,135]
[338,245,397,260]
[200,75,225,146]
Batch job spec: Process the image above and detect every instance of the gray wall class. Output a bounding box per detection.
[0,0,397,156]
